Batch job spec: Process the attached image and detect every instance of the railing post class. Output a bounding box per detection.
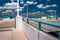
[59,32,60,40]
[27,19,29,23]
[15,18,16,28]
[22,17,24,21]
[38,22,41,30]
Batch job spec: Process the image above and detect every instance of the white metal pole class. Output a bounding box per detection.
[55,10,56,15]
[16,0,23,30]
[55,10,57,19]
[27,4,28,18]
[17,0,20,16]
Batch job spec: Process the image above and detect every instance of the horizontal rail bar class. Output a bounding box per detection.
[23,17,60,28]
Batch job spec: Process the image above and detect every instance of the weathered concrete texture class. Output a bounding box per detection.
[0,28,28,40]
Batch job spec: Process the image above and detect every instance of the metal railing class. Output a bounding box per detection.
[22,17,60,40]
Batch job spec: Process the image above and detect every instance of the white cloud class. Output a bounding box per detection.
[42,5,51,9]
[20,7,24,9]
[42,7,47,9]
[15,6,24,11]
[24,4,27,6]
[26,1,34,4]
[2,10,13,14]
[11,0,14,2]
[45,5,51,7]
[19,9,22,11]
[0,6,2,9]
[37,4,44,8]
[6,10,13,12]
[20,1,24,4]
[47,10,55,12]
[3,7,12,9]
[6,3,11,5]
[15,8,22,11]
[31,13,36,14]
[26,1,30,4]
[52,4,57,7]
[5,2,17,7]
[42,4,57,9]
[3,2,17,9]
[29,1,33,4]
[33,2,37,4]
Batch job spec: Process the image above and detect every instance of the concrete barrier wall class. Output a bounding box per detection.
[23,21,58,40]
[23,21,27,35]
[23,21,38,40]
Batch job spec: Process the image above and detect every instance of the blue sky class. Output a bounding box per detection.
[0,0,60,16]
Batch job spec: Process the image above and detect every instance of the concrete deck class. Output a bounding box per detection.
[0,28,28,40]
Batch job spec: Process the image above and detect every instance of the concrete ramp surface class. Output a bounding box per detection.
[0,28,28,40]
